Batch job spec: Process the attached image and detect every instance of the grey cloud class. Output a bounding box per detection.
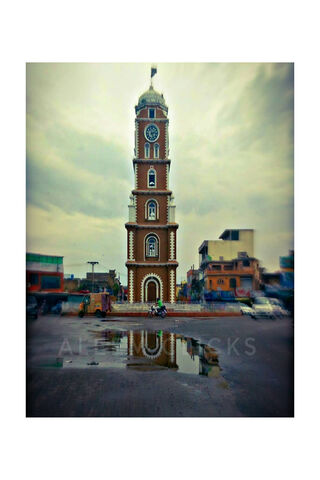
[26,125,132,218]
[26,63,294,278]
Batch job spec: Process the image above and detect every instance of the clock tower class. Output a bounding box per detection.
[125,73,178,303]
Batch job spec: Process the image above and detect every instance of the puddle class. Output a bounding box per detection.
[57,330,221,377]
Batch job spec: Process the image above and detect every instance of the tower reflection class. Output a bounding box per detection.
[127,330,220,376]
[127,330,178,369]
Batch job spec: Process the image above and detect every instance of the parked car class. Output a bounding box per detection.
[267,298,290,317]
[26,295,38,319]
[252,297,276,319]
[239,303,254,316]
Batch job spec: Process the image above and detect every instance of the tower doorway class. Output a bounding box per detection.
[142,274,162,303]
[147,281,157,302]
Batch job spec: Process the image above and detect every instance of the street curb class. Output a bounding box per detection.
[106,311,242,317]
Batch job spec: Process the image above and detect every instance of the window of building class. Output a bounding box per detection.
[231,230,239,240]
[149,108,155,119]
[30,273,39,285]
[217,279,224,285]
[242,259,250,267]
[229,278,237,288]
[147,201,157,220]
[146,235,158,257]
[154,143,159,158]
[144,143,150,158]
[224,265,233,270]
[41,275,61,289]
[209,279,212,289]
[148,168,156,187]
[212,265,222,271]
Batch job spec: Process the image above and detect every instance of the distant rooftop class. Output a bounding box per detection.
[219,229,254,240]
[27,252,64,263]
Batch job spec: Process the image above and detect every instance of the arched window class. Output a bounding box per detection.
[147,201,157,220]
[146,235,159,257]
[148,168,156,188]
[154,143,159,159]
[144,142,150,158]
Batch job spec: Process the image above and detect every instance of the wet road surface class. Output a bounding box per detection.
[26,315,294,417]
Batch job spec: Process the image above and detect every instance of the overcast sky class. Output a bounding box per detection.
[26,63,293,282]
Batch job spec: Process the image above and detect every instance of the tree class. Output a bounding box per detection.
[112,282,120,297]
[190,278,203,300]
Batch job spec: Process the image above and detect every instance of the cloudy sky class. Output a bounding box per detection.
[26,63,293,282]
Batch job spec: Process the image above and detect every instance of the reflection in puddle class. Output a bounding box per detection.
[86,330,221,377]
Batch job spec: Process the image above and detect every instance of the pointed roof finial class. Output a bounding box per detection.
[150,64,157,87]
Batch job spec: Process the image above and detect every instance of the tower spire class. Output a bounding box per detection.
[150,65,157,87]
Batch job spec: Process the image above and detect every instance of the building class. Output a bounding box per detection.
[203,255,261,297]
[85,270,119,292]
[26,252,64,292]
[187,267,201,300]
[125,71,178,303]
[187,267,200,288]
[279,250,294,288]
[63,270,121,295]
[63,276,81,292]
[261,271,281,287]
[198,230,259,298]
[199,229,254,267]
[261,250,294,291]
[176,281,187,302]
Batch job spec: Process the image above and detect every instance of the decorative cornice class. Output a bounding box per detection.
[135,103,168,115]
[131,189,172,195]
[125,223,179,229]
[133,158,171,165]
[136,118,169,123]
[126,261,179,267]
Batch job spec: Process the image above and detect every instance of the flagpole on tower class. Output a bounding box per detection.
[151,65,157,87]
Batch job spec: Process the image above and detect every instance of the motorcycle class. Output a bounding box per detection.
[148,304,167,318]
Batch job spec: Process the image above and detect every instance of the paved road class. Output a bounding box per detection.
[26,314,294,417]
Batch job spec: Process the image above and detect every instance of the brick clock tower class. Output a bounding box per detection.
[125,71,178,303]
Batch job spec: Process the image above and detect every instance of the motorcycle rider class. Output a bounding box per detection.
[157,297,164,315]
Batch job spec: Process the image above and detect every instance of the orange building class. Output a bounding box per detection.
[204,255,261,294]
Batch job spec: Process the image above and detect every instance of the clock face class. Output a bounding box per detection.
[144,124,159,142]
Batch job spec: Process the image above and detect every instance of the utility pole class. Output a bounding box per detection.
[117,272,121,301]
[87,261,99,293]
